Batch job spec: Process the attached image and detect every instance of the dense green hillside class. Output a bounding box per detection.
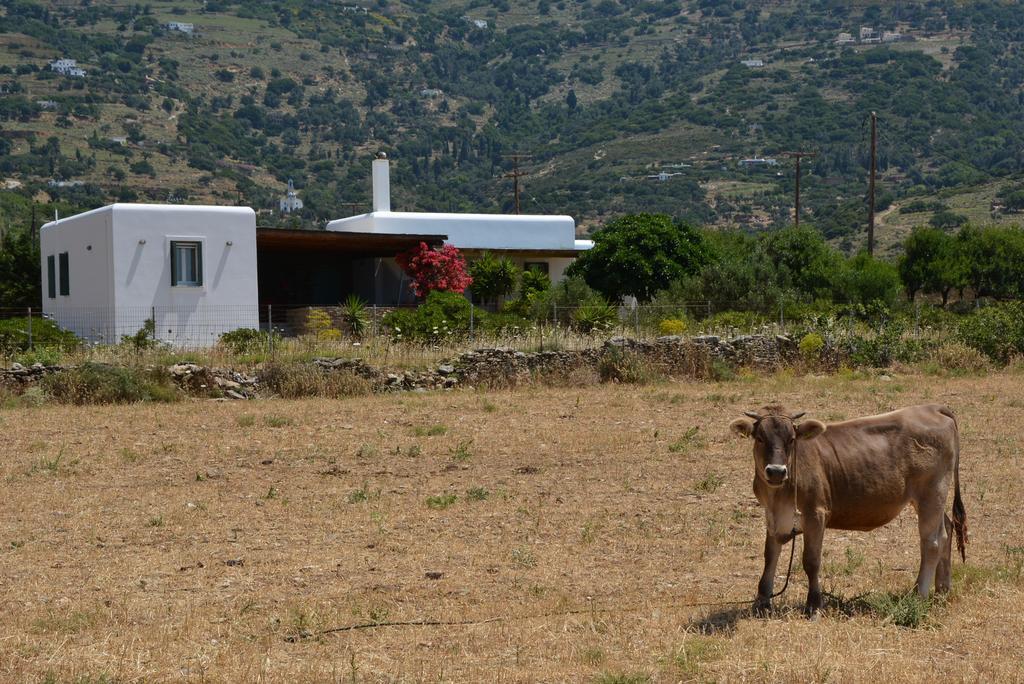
[2,0,1024,253]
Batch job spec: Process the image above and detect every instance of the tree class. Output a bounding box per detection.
[0,224,40,307]
[759,226,844,302]
[395,242,472,299]
[567,213,708,302]
[468,252,518,306]
[899,227,949,301]
[566,88,577,111]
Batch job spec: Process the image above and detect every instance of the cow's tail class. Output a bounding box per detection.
[941,406,968,562]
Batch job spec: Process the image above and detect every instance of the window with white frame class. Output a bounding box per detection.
[170,241,203,287]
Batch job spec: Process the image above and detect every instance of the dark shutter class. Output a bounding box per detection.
[58,252,69,296]
[195,242,203,286]
[47,255,56,299]
[170,242,179,286]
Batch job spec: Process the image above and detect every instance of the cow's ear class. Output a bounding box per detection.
[730,418,755,439]
[796,419,826,440]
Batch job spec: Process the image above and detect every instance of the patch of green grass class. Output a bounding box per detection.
[593,673,650,684]
[481,399,497,412]
[120,447,143,463]
[236,414,256,427]
[347,482,377,504]
[466,486,490,501]
[451,439,473,462]
[414,424,448,437]
[671,636,723,676]
[264,415,293,428]
[693,473,724,494]
[859,591,931,628]
[426,493,457,510]
[147,515,164,527]
[669,426,705,454]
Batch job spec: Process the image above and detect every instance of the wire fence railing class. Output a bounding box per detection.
[1,299,934,356]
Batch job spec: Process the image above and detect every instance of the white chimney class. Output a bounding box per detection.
[372,152,391,212]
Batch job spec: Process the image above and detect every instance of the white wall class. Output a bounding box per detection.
[110,204,259,345]
[40,206,115,341]
[41,204,259,346]
[327,211,583,251]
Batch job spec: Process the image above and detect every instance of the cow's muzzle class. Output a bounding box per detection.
[764,464,788,485]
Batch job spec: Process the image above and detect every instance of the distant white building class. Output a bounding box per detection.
[836,32,855,45]
[739,157,778,167]
[36,100,58,109]
[882,30,903,42]
[40,205,259,345]
[49,59,86,77]
[740,59,764,67]
[420,88,444,98]
[165,22,195,35]
[326,154,593,301]
[279,179,303,214]
[463,16,488,29]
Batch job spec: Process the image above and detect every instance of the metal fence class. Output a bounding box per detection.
[0,301,801,352]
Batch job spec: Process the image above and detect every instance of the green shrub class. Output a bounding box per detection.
[341,295,369,338]
[41,363,180,405]
[925,342,991,375]
[218,328,280,355]
[382,290,482,341]
[957,302,1024,363]
[798,332,825,362]
[0,317,80,355]
[571,301,617,334]
[658,318,688,336]
[121,318,157,351]
[702,310,767,332]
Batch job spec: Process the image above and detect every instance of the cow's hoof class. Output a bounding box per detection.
[803,605,820,621]
[752,598,772,617]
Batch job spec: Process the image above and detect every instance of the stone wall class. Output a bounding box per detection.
[1,334,798,400]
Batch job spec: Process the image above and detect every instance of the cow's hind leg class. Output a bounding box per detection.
[915,497,947,598]
[934,514,953,594]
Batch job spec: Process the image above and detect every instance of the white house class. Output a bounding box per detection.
[740,59,764,67]
[325,154,593,304]
[40,204,259,345]
[49,59,86,77]
[165,22,195,35]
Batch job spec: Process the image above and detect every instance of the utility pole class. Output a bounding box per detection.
[868,111,877,256]
[780,151,817,229]
[502,154,531,214]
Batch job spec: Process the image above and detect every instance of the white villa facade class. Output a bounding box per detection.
[326,154,593,304]
[40,205,259,345]
[39,156,594,344]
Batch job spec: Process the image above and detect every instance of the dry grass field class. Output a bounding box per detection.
[2,369,1023,682]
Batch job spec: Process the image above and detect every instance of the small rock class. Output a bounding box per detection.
[437,364,455,376]
[878,374,893,382]
[425,571,444,580]
[261,459,274,466]
[215,376,242,390]
[225,558,244,567]
[225,390,247,400]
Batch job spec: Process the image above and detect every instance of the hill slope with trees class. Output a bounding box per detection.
[1,0,1024,254]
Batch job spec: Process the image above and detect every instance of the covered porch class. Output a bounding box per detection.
[255,228,445,308]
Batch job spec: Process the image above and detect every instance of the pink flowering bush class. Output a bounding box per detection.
[395,242,473,298]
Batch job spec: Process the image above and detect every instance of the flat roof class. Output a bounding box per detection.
[256,228,446,255]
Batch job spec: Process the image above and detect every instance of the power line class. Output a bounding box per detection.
[502,154,531,214]
[868,111,877,256]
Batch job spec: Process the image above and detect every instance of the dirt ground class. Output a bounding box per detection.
[1,370,1023,682]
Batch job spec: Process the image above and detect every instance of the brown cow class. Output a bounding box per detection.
[729,403,967,617]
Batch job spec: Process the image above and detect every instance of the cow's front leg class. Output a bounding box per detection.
[801,516,825,617]
[754,529,784,616]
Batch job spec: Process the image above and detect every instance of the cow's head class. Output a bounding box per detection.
[730,406,825,487]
